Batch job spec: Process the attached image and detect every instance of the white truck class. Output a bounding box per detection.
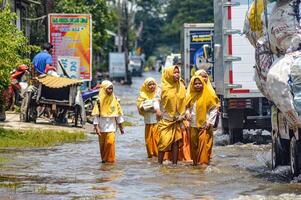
[212,0,271,144]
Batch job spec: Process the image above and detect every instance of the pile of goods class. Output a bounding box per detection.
[244,0,301,127]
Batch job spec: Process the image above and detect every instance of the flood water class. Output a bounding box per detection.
[1,71,301,200]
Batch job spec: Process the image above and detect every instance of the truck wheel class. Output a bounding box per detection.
[290,136,301,177]
[272,133,284,169]
[280,139,290,165]
[221,118,229,135]
[229,128,243,144]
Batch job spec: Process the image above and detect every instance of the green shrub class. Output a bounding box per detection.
[0,7,38,104]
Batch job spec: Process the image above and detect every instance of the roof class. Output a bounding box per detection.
[37,75,83,88]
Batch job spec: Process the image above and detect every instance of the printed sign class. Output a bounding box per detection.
[48,14,92,81]
[190,30,214,80]
[57,56,81,79]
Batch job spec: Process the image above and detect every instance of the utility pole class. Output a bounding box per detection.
[117,0,122,53]
[121,0,131,84]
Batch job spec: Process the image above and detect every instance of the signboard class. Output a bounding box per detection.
[189,30,214,80]
[109,53,126,78]
[57,56,81,79]
[48,14,92,81]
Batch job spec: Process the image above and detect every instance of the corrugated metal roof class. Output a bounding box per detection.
[37,75,82,88]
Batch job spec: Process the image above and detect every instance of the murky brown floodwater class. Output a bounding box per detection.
[1,71,301,200]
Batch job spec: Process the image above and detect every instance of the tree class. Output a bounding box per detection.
[134,0,214,58]
[0,7,36,102]
[161,0,213,52]
[135,0,164,58]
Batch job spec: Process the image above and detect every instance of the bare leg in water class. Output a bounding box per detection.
[171,141,179,164]
[158,141,179,164]
[158,151,164,164]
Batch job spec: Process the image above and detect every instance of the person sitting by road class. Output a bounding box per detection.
[157,65,186,165]
[137,77,161,158]
[185,76,220,165]
[32,42,58,76]
[92,80,125,163]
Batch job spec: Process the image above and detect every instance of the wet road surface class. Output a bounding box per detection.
[1,71,301,200]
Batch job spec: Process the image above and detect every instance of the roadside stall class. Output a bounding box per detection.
[20,75,85,127]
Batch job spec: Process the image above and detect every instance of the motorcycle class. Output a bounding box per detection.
[81,88,99,124]
[4,64,29,110]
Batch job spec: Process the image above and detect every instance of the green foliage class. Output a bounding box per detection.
[162,0,213,52]
[0,128,86,148]
[135,0,164,58]
[135,0,213,57]
[0,7,36,94]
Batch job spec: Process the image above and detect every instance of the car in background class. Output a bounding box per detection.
[129,55,143,77]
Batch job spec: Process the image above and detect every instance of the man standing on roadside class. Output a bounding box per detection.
[32,42,57,75]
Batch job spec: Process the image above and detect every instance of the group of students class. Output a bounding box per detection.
[92,65,220,166]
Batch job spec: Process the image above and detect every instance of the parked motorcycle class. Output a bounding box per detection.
[4,64,29,110]
[81,88,99,124]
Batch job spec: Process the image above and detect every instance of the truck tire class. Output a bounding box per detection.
[229,128,243,144]
[272,133,289,169]
[221,118,229,135]
[272,134,280,169]
[290,136,301,177]
[228,110,244,144]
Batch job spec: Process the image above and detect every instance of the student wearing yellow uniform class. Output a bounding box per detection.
[185,76,220,165]
[157,65,186,164]
[137,77,161,158]
[92,80,125,163]
[195,69,216,97]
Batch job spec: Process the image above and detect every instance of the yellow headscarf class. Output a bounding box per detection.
[186,76,220,128]
[161,65,186,118]
[92,80,123,117]
[195,69,217,99]
[136,77,158,115]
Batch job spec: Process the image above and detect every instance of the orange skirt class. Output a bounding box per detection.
[145,124,159,158]
[98,132,115,163]
[178,120,191,161]
[190,127,213,165]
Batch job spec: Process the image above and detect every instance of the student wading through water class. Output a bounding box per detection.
[157,65,186,164]
[92,80,125,163]
[137,77,161,158]
[185,75,220,165]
